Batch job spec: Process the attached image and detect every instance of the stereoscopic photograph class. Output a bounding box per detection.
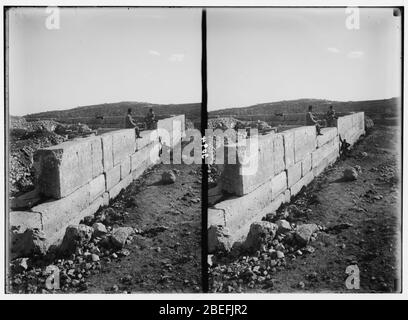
[207,8,402,293]
[3,4,404,297]
[6,7,202,293]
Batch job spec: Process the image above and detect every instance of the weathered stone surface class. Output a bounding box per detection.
[89,174,105,202]
[293,126,317,163]
[276,219,292,234]
[105,165,121,191]
[92,222,107,237]
[273,134,285,174]
[120,156,131,180]
[111,129,136,166]
[100,133,113,172]
[89,137,103,178]
[162,171,176,184]
[243,221,278,251]
[60,224,94,254]
[317,127,338,148]
[290,171,314,197]
[108,174,133,200]
[287,161,302,188]
[10,211,42,233]
[301,153,312,177]
[10,228,48,259]
[111,226,135,248]
[32,183,91,241]
[295,223,319,246]
[208,208,225,228]
[208,225,232,253]
[281,130,295,169]
[34,136,100,199]
[311,139,337,168]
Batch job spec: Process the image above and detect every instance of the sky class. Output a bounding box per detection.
[8,8,202,116]
[207,8,402,111]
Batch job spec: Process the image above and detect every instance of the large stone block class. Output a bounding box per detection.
[301,153,312,177]
[111,129,136,166]
[215,171,287,234]
[281,130,295,169]
[120,156,131,180]
[10,211,42,232]
[34,136,100,199]
[101,133,113,172]
[311,139,337,168]
[108,175,133,200]
[290,171,314,197]
[31,183,91,243]
[293,126,317,163]
[105,165,121,191]
[48,195,106,245]
[287,161,302,187]
[220,132,288,196]
[273,134,285,174]
[89,137,103,178]
[317,127,338,148]
[89,174,105,202]
[208,208,225,228]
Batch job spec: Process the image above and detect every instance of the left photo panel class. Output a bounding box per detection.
[6,7,203,293]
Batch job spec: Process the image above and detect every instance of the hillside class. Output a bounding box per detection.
[24,101,201,121]
[209,98,400,118]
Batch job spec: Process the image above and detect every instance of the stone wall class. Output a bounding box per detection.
[209,112,364,252]
[10,115,185,249]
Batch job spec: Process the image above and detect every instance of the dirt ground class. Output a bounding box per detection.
[210,125,401,293]
[83,163,202,293]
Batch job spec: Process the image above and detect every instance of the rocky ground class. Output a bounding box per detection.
[209,125,400,293]
[8,162,202,293]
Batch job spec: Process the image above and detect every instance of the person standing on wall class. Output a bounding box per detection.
[125,108,142,138]
[306,105,323,136]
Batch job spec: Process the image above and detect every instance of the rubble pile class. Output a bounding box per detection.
[209,200,326,293]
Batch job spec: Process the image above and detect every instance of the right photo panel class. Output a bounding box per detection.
[207,8,402,293]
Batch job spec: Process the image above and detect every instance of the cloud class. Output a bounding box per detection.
[148,50,161,56]
[327,47,340,54]
[347,51,364,59]
[169,53,185,62]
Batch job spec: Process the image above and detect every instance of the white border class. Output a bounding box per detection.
[0,0,406,300]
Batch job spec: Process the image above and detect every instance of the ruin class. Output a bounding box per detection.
[10,115,185,253]
[208,112,365,252]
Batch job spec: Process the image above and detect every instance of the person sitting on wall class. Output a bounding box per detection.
[125,108,142,138]
[145,108,158,130]
[306,105,323,136]
[326,105,337,127]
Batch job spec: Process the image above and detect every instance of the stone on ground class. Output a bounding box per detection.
[10,228,47,259]
[162,171,176,184]
[295,223,319,246]
[60,224,94,254]
[111,226,135,248]
[276,219,292,234]
[208,225,232,253]
[343,167,358,181]
[243,221,278,252]
[92,222,107,237]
